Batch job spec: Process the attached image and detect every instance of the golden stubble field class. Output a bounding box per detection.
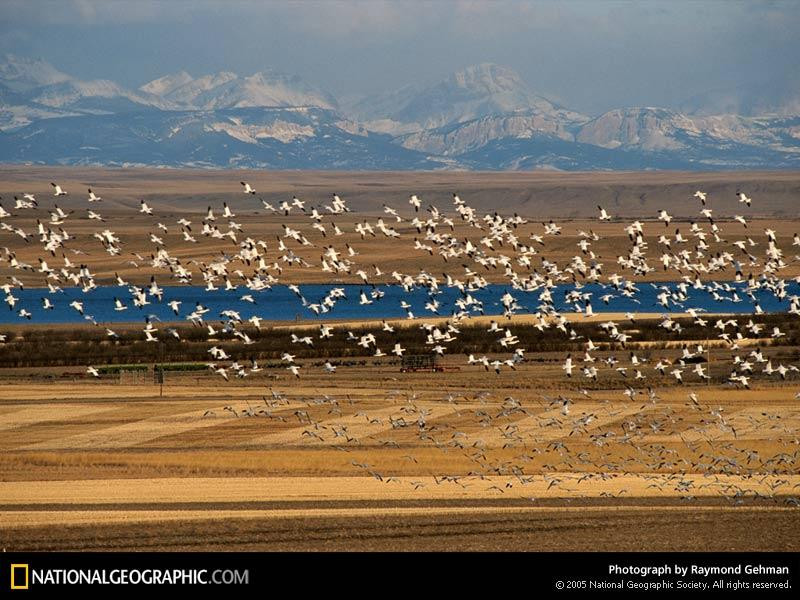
[0,364,798,551]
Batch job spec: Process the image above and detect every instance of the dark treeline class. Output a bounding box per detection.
[0,313,798,369]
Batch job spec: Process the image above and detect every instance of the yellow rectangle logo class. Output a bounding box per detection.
[10,564,29,590]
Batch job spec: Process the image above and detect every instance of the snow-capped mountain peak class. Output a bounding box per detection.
[143,69,337,110]
[450,63,528,95]
[363,63,583,132]
[139,71,194,97]
[0,54,72,92]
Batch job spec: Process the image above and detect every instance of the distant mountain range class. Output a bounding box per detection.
[1,54,798,170]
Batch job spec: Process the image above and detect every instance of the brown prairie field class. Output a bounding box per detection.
[2,166,800,219]
[3,212,800,286]
[0,168,799,551]
[1,167,800,286]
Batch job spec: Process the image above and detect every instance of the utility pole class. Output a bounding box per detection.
[156,339,164,398]
[161,340,164,398]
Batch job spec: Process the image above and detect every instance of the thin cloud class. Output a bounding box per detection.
[1,0,797,115]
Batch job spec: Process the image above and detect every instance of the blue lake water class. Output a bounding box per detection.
[0,282,797,325]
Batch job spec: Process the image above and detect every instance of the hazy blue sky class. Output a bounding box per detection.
[1,0,798,114]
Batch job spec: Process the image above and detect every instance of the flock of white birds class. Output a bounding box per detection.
[0,179,798,391]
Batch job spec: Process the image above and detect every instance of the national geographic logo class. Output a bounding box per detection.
[5,564,248,587]
[10,564,29,590]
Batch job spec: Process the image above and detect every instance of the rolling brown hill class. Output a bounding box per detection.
[2,167,800,218]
